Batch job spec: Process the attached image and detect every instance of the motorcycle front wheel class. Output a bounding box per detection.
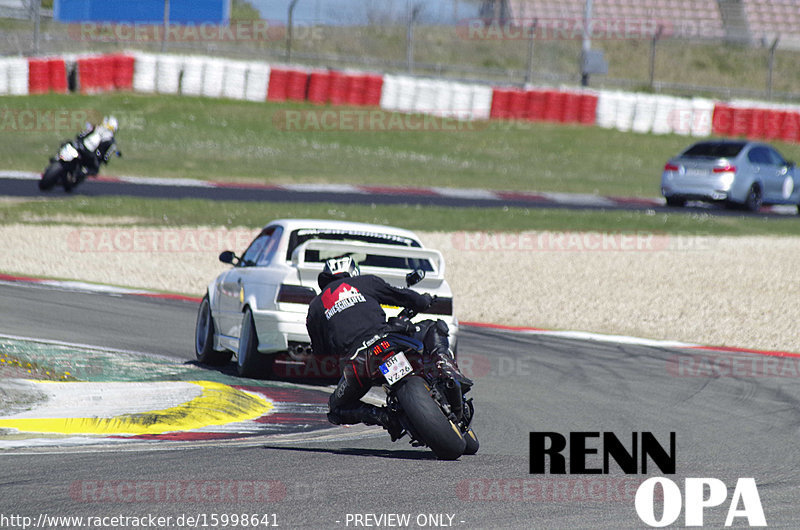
[395,376,466,460]
[39,162,65,191]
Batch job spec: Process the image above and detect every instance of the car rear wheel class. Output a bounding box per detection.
[744,185,762,212]
[195,295,233,365]
[237,307,272,378]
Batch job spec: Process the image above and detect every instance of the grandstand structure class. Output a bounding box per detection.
[506,0,800,48]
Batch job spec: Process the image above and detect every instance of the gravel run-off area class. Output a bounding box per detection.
[2,223,800,353]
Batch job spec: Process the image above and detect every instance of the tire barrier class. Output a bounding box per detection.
[132,52,158,93]
[16,51,800,145]
[76,55,118,94]
[27,58,50,94]
[0,60,8,95]
[380,75,494,121]
[267,67,289,102]
[490,86,599,126]
[111,54,134,91]
[286,69,309,102]
[244,62,270,102]
[5,57,29,96]
[307,70,331,104]
[222,60,248,100]
[156,54,182,95]
[179,56,204,97]
[713,100,800,143]
[201,58,226,99]
[593,91,715,137]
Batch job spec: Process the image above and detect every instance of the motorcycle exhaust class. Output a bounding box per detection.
[444,378,463,420]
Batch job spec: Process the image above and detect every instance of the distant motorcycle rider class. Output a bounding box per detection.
[306,256,471,439]
[75,115,120,181]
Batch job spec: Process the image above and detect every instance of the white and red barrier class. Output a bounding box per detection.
[244,62,270,102]
[1,57,30,96]
[711,99,800,143]
[12,51,800,145]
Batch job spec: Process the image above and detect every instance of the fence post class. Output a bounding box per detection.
[524,19,537,85]
[406,2,420,73]
[649,25,663,90]
[161,0,169,53]
[287,0,300,63]
[767,36,779,100]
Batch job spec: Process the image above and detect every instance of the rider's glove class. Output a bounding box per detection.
[419,293,434,311]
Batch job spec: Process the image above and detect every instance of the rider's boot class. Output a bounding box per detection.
[428,324,473,393]
[328,403,404,441]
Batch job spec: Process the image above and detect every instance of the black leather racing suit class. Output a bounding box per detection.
[306,273,468,433]
[76,125,117,178]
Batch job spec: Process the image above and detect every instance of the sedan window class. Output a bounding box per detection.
[255,227,283,266]
[682,142,745,158]
[764,147,787,166]
[747,147,770,165]
[239,227,282,267]
[239,235,270,267]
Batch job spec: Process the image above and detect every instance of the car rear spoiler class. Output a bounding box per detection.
[291,240,445,286]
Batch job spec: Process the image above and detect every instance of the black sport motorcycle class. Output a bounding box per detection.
[364,270,479,460]
[38,138,119,192]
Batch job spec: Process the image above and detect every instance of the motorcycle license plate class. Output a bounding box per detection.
[379,352,412,386]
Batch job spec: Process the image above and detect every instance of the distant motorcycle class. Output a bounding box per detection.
[39,116,120,192]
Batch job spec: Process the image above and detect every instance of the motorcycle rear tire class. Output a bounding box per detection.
[39,162,65,191]
[463,428,479,455]
[396,376,466,460]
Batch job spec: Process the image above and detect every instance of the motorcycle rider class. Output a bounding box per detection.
[74,115,120,183]
[306,255,471,440]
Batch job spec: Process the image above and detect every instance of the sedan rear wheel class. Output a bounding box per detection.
[744,185,763,212]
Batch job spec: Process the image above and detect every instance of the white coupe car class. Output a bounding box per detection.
[194,219,458,378]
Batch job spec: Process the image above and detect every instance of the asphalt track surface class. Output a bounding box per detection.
[1,282,800,528]
[2,175,798,219]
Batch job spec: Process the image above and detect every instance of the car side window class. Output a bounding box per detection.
[239,227,283,267]
[239,234,270,267]
[765,148,786,166]
[747,147,768,165]
[255,226,283,266]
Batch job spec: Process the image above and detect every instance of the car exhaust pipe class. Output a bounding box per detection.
[287,342,313,361]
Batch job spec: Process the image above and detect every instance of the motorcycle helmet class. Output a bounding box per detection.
[318,255,360,289]
[102,115,119,134]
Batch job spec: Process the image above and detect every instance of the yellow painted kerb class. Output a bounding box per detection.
[0,381,273,436]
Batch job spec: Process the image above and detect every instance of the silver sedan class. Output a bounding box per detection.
[661,140,799,212]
